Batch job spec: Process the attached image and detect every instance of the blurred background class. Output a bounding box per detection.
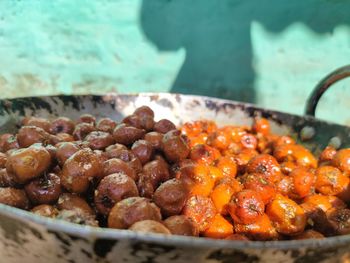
[0,0,350,124]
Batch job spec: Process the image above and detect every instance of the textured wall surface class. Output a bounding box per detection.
[0,0,349,123]
[0,0,184,97]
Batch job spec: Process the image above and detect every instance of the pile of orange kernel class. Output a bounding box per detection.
[178,118,350,241]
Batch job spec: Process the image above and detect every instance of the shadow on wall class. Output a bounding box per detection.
[140,0,350,103]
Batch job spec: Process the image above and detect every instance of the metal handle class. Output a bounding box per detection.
[305,65,350,116]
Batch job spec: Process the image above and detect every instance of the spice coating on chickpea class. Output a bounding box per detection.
[60,148,103,193]
[94,173,139,216]
[108,197,161,229]
[7,146,51,184]
[0,187,29,209]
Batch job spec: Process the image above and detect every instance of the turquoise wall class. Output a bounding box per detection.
[0,0,350,124]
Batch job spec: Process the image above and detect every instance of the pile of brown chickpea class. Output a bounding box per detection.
[0,106,196,235]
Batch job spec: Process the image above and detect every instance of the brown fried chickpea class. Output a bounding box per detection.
[144,132,163,150]
[25,117,51,133]
[0,152,7,168]
[325,208,350,236]
[96,118,117,133]
[153,179,189,217]
[122,114,143,129]
[31,204,59,218]
[103,158,137,181]
[142,159,170,189]
[17,126,50,148]
[55,133,74,142]
[129,220,171,234]
[77,114,96,125]
[133,106,154,131]
[309,207,350,237]
[162,130,190,163]
[43,144,57,162]
[105,145,143,175]
[75,140,91,149]
[0,187,29,209]
[134,106,154,119]
[137,173,155,198]
[0,169,17,187]
[72,123,96,141]
[127,152,143,174]
[60,148,103,193]
[153,119,176,134]
[163,215,199,236]
[94,173,139,216]
[105,143,128,159]
[138,115,155,131]
[57,193,95,216]
[131,140,154,165]
[85,131,115,150]
[106,149,142,174]
[108,197,161,229]
[6,146,51,184]
[0,134,19,152]
[93,150,109,165]
[154,154,169,165]
[56,142,81,166]
[47,134,65,145]
[50,117,75,135]
[24,173,61,205]
[123,113,155,131]
[113,123,145,145]
[169,159,195,179]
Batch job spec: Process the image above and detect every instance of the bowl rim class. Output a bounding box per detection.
[0,92,349,250]
[1,91,345,127]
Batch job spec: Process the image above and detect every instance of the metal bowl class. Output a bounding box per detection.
[1,66,350,263]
